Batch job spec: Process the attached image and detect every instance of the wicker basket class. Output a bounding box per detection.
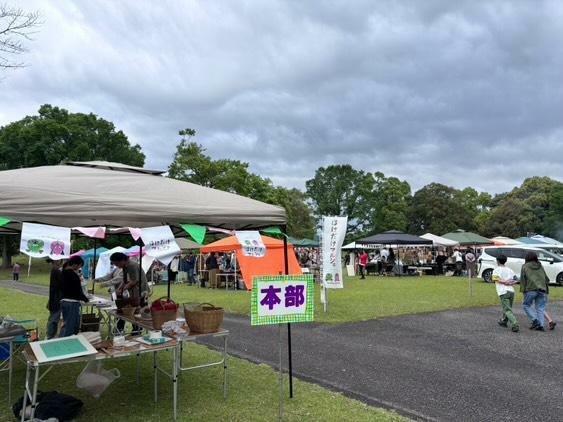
[151,309,177,329]
[120,306,136,318]
[183,303,224,334]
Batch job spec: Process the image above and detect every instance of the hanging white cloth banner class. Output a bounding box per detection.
[141,226,180,266]
[235,231,266,257]
[20,223,71,259]
[321,216,348,289]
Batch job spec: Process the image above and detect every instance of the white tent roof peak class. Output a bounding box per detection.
[64,160,165,175]
[420,233,459,247]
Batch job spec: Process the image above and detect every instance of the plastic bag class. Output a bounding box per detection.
[76,360,120,399]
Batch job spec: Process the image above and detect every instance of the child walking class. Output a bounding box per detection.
[492,254,519,332]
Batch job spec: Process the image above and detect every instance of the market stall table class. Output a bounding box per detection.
[105,309,229,397]
[19,337,179,421]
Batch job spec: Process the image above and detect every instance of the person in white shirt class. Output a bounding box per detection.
[492,254,519,332]
[452,249,463,276]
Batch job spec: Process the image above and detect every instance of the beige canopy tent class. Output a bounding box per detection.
[0,162,286,231]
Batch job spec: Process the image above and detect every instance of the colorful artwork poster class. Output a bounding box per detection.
[251,275,314,326]
[20,222,71,259]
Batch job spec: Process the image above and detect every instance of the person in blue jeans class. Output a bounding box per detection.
[520,252,549,331]
[60,256,89,337]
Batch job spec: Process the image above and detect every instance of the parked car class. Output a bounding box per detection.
[478,246,563,285]
[526,244,563,256]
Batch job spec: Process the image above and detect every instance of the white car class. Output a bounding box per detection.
[478,246,563,285]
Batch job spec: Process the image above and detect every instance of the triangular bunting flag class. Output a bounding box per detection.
[180,224,207,244]
[0,217,10,227]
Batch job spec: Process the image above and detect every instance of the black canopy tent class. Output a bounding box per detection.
[357,230,432,275]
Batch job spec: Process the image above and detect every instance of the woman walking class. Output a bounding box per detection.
[520,252,549,331]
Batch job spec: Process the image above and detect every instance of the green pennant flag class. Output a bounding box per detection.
[0,217,10,227]
[261,226,286,237]
[180,224,207,244]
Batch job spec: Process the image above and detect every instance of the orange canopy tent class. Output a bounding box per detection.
[201,235,302,290]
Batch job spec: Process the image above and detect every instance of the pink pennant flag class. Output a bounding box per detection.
[129,227,142,241]
[207,226,235,235]
[73,227,106,239]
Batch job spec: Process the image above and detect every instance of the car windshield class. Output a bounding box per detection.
[535,249,562,263]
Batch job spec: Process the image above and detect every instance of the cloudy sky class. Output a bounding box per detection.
[1,0,562,194]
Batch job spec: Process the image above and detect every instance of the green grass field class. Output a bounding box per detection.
[0,287,404,422]
[3,259,562,324]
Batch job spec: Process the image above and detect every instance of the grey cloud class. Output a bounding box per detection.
[1,0,562,196]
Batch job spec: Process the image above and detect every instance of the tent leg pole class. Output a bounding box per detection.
[282,227,293,399]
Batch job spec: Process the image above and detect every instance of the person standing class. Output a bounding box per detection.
[12,262,21,281]
[186,252,196,285]
[465,249,477,278]
[358,250,369,279]
[492,254,519,332]
[520,252,550,331]
[206,252,219,288]
[46,259,63,339]
[452,249,463,276]
[60,256,89,337]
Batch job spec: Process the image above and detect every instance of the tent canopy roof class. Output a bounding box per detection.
[491,236,521,245]
[357,230,432,245]
[64,160,166,175]
[0,162,286,230]
[287,236,319,247]
[441,230,492,245]
[420,233,459,247]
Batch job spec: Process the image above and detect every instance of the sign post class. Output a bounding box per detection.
[251,274,314,419]
[320,216,348,312]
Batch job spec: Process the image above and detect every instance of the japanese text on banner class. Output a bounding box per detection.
[321,216,347,289]
[251,275,314,325]
[235,230,266,257]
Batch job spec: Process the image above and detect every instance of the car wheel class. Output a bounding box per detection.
[557,272,563,286]
[482,269,493,283]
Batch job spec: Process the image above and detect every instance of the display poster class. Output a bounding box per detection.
[140,226,180,265]
[20,222,71,259]
[251,275,314,325]
[321,216,348,289]
[235,230,266,257]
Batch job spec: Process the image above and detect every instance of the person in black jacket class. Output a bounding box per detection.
[46,259,63,339]
[60,256,88,337]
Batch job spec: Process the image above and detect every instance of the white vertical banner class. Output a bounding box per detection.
[235,231,266,257]
[20,223,71,259]
[321,216,348,288]
[140,226,181,265]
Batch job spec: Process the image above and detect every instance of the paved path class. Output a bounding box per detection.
[201,304,563,422]
[3,281,562,421]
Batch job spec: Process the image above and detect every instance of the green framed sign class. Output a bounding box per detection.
[251,275,314,326]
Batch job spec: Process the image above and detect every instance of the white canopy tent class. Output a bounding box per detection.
[420,233,459,247]
[0,162,286,231]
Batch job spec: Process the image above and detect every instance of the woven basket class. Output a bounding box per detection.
[120,306,136,318]
[183,303,224,334]
[151,309,177,329]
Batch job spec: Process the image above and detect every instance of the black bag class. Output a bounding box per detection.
[13,390,83,421]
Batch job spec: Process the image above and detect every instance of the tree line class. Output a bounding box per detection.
[1,105,562,252]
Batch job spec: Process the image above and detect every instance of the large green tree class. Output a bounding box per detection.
[370,172,411,233]
[482,176,563,238]
[168,129,315,238]
[305,165,375,237]
[0,104,145,169]
[408,183,478,235]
